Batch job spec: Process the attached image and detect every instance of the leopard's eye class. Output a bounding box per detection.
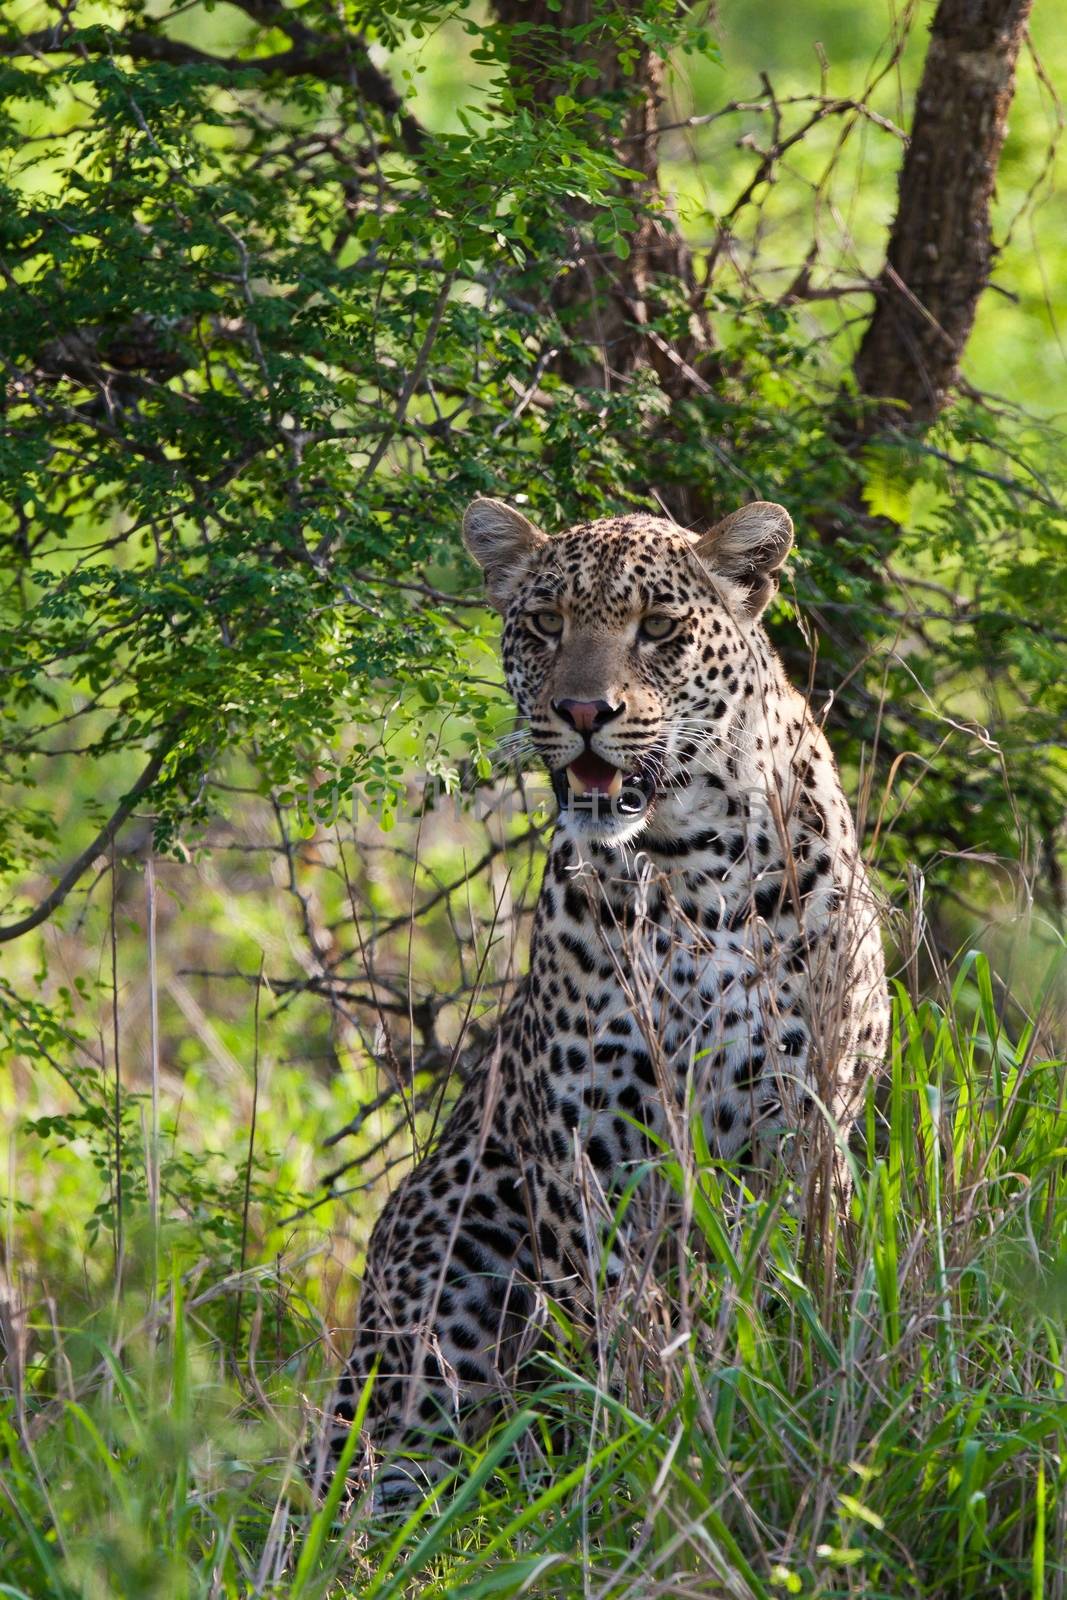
[529,610,563,637]
[639,614,676,641]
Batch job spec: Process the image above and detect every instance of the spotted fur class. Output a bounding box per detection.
[317,499,889,1505]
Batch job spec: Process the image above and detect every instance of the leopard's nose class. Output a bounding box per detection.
[552,698,624,733]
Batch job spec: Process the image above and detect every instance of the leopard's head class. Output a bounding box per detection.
[463,499,793,842]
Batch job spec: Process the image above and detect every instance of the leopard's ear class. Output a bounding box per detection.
[463,498,547,612]
[693,501,793,617]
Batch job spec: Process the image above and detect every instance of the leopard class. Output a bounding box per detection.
[313,496,889,1508]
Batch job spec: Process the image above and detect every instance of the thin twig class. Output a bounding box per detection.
[110,840,124,1293]
[145,853,161,1312]
[232,955,265,1364]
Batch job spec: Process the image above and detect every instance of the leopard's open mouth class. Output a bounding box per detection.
[552,752,658,819]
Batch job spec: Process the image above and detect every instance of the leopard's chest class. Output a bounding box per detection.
[523,863,815,1168]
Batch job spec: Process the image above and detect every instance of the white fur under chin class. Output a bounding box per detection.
[556,806,651,849]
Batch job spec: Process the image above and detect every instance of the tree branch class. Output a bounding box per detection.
[2,18,426,155]
[0,735,176,944]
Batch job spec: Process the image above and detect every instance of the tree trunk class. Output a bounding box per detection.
[853,0,1034,424]
[489,1,709,389]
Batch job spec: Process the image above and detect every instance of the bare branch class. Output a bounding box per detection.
[0,734,177,944]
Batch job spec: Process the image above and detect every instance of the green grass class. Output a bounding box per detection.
[3,952,1065,1598]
